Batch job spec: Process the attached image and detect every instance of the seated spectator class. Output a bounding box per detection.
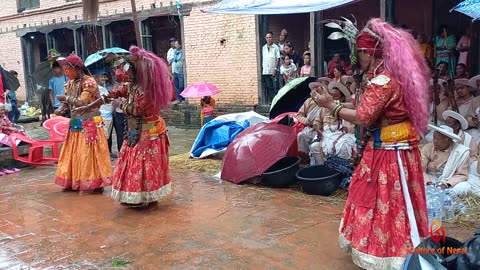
[332,65,347,82]
[436,61,451,81]
[296,82,322,164]
[340,76,354,93]
[455,63,469,79]
[309,82,355,165]
[317,77,332,87]
[327,53,349,78]
[0,102,22,175]
[422,125,469,190]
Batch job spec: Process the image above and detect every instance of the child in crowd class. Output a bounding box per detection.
[300,53,312,77]
[201,96,215,125]
[280,55,297,83]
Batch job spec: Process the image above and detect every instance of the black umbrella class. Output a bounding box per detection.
[0,66,20,91]
[33,61,54,88]
[269,76,318,119]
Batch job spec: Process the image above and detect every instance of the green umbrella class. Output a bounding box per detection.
[269,77,317,119]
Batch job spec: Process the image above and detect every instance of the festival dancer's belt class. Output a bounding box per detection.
[69,116,104,143]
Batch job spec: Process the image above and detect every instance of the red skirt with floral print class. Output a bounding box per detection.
[339,143,429,270]
[111,130,171,204]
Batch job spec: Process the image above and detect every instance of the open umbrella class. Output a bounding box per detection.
[0,67,20,91]
[269,76,317,119]
[221,122,296,184]
[33,61,54,88]
[451,0,480,21]
[180,82,221,98]
[84,47,130,67]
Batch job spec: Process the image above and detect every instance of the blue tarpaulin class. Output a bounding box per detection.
[451,0,480,21]
[207,0,360,15]
[190,120,251,158]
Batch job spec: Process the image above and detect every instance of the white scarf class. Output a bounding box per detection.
[440,143,470,181]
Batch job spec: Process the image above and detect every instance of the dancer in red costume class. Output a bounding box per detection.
[313,18,430,269]
[75,46,173,207]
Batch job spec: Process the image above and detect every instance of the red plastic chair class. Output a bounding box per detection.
[9,133,59,166]
[43,117,69,140]
[42,117,69,157]
[53,121,69,140]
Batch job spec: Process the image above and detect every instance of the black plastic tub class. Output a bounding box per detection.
[296,165,341,196]
[261,156,301,188]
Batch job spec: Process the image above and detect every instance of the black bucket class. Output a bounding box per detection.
[261,156,301,188]
[296,165,341,196]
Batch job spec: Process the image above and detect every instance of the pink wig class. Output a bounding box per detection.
[129,46,173,112]
[365,18,430,134]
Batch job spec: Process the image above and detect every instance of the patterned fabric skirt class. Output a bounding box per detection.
[339,144,428,270]
[111,131,171,204]
[55,119,112,190]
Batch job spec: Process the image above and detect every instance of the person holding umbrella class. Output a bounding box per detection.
[200,96,215,125]
[180,82,221,126]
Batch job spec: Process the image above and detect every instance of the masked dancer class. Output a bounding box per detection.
[74,47,173,208]
[54,54,112,193]
[314,18,430,269]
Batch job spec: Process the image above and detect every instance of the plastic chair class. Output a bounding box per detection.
[42,117,69,157]
[43,117,69,141]
[53,121,69,140]
[9,133,59,166]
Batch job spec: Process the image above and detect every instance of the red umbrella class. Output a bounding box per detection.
[221,122,296,184]
[270,112,306,157]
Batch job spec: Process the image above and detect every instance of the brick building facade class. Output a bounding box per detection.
[0,0,264,127]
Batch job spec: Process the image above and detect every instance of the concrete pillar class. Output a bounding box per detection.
[73,28,78,55]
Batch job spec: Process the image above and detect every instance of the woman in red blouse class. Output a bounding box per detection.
[313,18,430,269]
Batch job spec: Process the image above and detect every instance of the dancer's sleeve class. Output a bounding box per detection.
[79,77,99,104]
[356,76,395,127]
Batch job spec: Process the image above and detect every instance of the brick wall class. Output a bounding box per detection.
[183,6,259,106]
[161,103,270,129]
[0,0,261,108]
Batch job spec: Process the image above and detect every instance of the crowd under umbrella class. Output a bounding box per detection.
[221,122,296,184]
[451,0,480,21]
[269,76,318,119]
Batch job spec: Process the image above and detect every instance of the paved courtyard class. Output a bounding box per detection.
[0,123,360,269]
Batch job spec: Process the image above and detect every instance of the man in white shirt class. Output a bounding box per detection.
[167,38,176,65]
[167,38,176,74]
[262,32,280,104]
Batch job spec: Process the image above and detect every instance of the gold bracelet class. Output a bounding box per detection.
[334,104,344,118]
[101,96,106,104]
[331,104,341,117]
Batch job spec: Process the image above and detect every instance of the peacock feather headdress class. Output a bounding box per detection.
[323,16,359,64]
